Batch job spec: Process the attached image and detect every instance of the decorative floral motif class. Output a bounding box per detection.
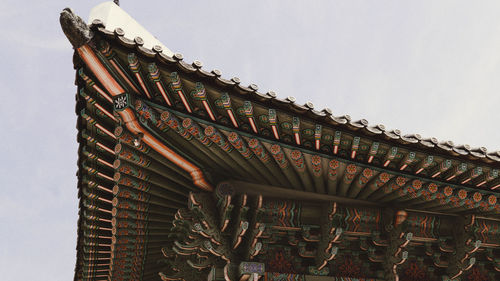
[345,164,358,181]
[248,138,271,163]
[466,266,489,281]
[400,261,428,281]
[290,150,305,171]
[328,159,340,179]
[280,122,292,130]
[114,95,128,110]
[428,183,438,193]
[311,155,322,177]
[444,186,453,196]
[322,134,333,141]
[334,255,361,277]
[302,129,314,137]
[270,144,288,168]
[267,249,295,273]
[460,189,470,200]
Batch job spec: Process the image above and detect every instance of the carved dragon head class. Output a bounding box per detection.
[60,7,93,48]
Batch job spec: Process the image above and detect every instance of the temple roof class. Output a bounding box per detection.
[61,3,500,281]
[90,18,500,163]
[82,19,500,187]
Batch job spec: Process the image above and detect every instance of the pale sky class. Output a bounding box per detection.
[1,1,499,280]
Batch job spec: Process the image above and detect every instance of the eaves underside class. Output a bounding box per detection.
[64,8,500,281]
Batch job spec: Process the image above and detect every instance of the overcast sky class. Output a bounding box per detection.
[1,1,499,280]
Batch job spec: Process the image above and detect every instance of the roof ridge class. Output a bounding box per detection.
[83,19,500,163]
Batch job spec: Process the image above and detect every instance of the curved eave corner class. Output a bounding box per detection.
[61,5,213,191]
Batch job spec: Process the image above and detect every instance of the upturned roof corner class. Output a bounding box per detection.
[61,2,500,281]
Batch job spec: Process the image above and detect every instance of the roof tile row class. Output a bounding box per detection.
[88,20,500,165]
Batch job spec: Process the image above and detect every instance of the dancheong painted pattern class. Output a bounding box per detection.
[60,4,500,281]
